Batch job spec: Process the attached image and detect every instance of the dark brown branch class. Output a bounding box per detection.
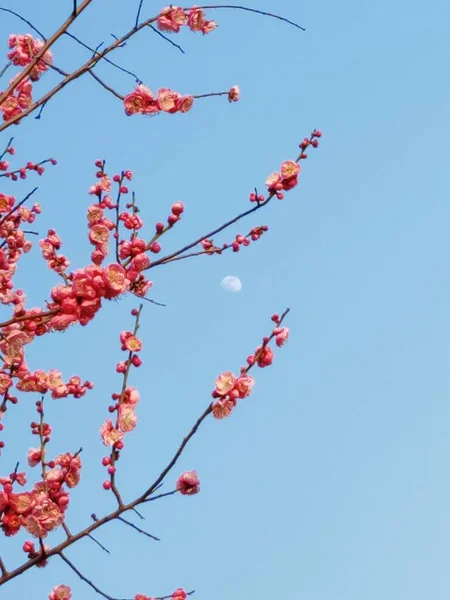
[0,557,8,577]
[117,517,160,541]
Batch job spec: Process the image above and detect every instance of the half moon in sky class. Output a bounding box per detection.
[221,275,242,292]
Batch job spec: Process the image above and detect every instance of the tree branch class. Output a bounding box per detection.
[60,553,132,600]
[117,517,160,541]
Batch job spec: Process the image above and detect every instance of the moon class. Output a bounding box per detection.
[221,275,242,293]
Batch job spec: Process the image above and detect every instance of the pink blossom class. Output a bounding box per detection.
[118,405,138,433]
[255,345,274,368]
[228,85,240,102]
[234,374,254,398]
[176,470,200,495]
[123,85,159,116]
[172,589,187,600]
[275,327,289,347]
[22,495,64,537]
[212,398,235,419]
[214,371,236,397]
[176,95,194,113]
[27,447,42,467]
[158,88,180,113]
[48,585,72,600]
[100,419,124,446]
[157,6,188,32]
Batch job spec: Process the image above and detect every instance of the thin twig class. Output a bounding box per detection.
[138,405,213,501]
[117,517,160,541]
[88,71,125,100]
[0,187,39,226]
[148,197,271,269]
[0,8,47,40]
[87,534,111,554]
[149,25,186,54]
[198,5,305,30]
[142,489,178,503]
[135,0,145,28]
[60,553,131,600]
[64,32,143,82]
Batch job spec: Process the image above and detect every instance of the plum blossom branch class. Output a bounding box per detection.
[0,4,303,130]
[0,308,290,590]
[0,0,94,108]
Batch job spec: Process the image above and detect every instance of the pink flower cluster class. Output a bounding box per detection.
[124,85,193,117]
[100,311,144,489]
[134,590,186,600]
[211,313,290,419]
[7,34,53,80]
[157,6,217,34]
[211,371,255,419]
[0,155,57,179]
[265,160,301,199]
[0,76,32,122]
[39,229,70,274]
[201,226,268,255]
[47,263,130,331]
[16,369,93,399]
[0,447,82,537]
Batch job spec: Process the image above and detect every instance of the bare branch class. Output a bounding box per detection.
[117,517,160,541]
[88,71,125,100]
[87,534,111,554]
[64,32,143,82]
[199,5,305,30]
[0,8,47,40]
[60,553,132,600]
[135,0,145,28]
[149,25,186,54]
[0,557,8,577]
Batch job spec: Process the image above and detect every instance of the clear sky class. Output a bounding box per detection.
[1,1,450,599]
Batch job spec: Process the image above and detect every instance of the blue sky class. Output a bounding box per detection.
[1,0,450,598]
